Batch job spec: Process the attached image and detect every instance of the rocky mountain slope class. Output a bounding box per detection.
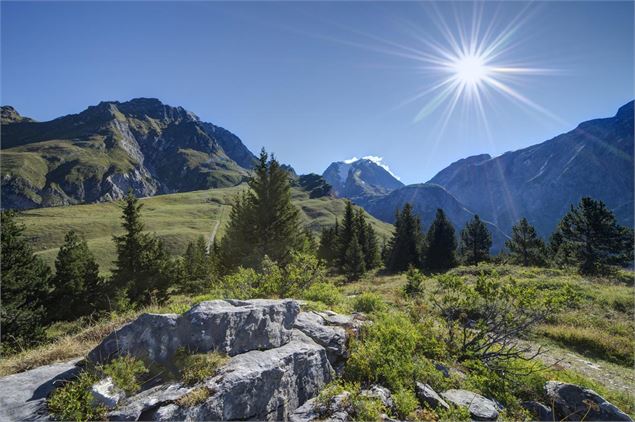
[1,98,256,209]
[429,101,634,236]
[322,158,404,199]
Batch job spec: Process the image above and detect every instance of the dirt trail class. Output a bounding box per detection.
[206,206,225,252]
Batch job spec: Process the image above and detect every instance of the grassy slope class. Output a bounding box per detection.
[19,185,393,274]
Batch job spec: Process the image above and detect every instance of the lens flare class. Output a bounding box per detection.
[452,53,489,86]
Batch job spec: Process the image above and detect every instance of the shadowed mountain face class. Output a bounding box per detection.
[322,158,404,199]
[1,98,256,209]
[428,101,634,236]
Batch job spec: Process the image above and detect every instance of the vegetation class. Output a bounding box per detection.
[424,209,458,273]
[47,371,106,422]
[101,355,148,395]
[505,217,546,266]
[385,203,424,272]
[174,349,229,385]
[458,215,492,265]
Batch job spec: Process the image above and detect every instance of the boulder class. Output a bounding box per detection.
[521,401,554,421]
[361,385,394,410]
[88,299,300,365]
[416,382,449,410]
[91,377,125,410]
[150,330,333,421]
[289,397,321,422]
[108,383,193,421]
[0,359,81,421]
[544,381,632,421]
[294,311,347,368]
[441,389,500,421]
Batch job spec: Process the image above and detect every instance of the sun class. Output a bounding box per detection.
[452,54,489,86]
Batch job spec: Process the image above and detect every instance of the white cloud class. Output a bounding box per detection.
[341,155,401,181]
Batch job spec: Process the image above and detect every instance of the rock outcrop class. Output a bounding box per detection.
[544,381,633,421]
[441,389,501,421]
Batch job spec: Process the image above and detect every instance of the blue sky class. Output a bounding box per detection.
[2,1,633,184]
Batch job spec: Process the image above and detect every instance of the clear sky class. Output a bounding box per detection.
[2,1,633,184]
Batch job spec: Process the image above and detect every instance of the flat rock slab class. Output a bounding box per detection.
[441,389,500,421]
[88,299,300,365]
[294,311,347,367]
[545,381,632,422]
[0,359,81,422]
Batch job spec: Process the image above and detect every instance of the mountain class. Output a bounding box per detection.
[428,101,635,236]
[322,158,404,199]
[359,183,509,251]
[1,98,257,209]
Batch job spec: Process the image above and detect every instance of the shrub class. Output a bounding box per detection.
[353,396,386,421]
[101,355,148,395]
[283,251,327,297]
[302,282,344,306]
[403,267,425,297]
[436,405,471,422]
[352,292,386,313]
[47,371,106,422]
[346,311,420,390]
[413,357,460,392]
[219,267,259,299]
[174,349,229,385]
[175,386,212,407]
[392,388,419,420]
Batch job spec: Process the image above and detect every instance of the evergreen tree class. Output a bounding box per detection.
[337,201,356,268]
[318,221,339,266]
[386,203,424,272]
[1,211,51,351]
[343,233,366,280]
[364,222,380,270]
[49,230,107,321]
[424,209,458,273]
[181,235,215,293]
[459,215,492,265]
[112,192,172,305]
[220,149,305,271]
[505,218,546,267]
[556,197,633,274]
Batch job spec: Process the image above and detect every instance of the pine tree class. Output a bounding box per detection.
[1,211,51,351]
[112,191,172,305]
[505,218,546,267]
[337,201,356,268]
[364,222,380,270]
[459,215,492,265]
[344,233,366,280]
[181,235,215,293]
[556,197,633,274]
[386,203,424,272]
[49,230,106,321]
[318,222,339,265]
[220,149,305,271]
[424,208,458,273]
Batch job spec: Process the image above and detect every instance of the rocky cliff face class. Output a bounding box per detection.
[1,99,257,209]
[428,101,634,236]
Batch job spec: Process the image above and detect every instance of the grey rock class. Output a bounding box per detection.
[0,359,81,422]
[289,397,321,422]
[544,381,632,421]
[90,377,125,410]
[108,383,192,421]
[521,401,554,422]
[362,385,394,410]
[294,311,347,368]
[88,299,300,365]
[416,382,449,410]
[441,389,500,421]
[175,330,333,421]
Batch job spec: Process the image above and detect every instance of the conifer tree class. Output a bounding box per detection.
[459,215,492,265]
[49,230,106,321]
[364,222,380,270]
[221,149,305,271]
[181,235,215,293]
[556,197,633,274]
[505,218,546,267]
[112,191,172,305]
[337,201,356,268]
[424,208,458,273]
[386,203,424,272]
[344,232,366,280]
[1,211,51,351]
[318,221,339,265]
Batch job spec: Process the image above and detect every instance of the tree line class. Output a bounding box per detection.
[1,147,632,352]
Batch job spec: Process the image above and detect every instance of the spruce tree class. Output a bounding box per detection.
[424,208,458,273]
[364,222,380,270]
[505,218,546,267]
[112,191,172,305]
[181,235,215,293]
[49,230,106,321]
[459,215,492,265]
[344,233,366,280]
[318,222,339,266]
[386,203,424,272]
[221,149,305,271]
[337,201,356,268]
[557,197,633,274]
[1,211,51,351]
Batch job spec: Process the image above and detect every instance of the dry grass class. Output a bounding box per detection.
[175,386,212,407]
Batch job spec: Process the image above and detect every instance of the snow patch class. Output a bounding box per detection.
[343,155,401,181]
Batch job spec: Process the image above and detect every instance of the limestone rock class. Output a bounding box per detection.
[441,389,500,421]
[416,382,449,410]
[521,401,554,422]
[294,311,347,368]
[108,383,193,421]
[361,385,394,410]
[91,377,125,410]
[544,381,632,421]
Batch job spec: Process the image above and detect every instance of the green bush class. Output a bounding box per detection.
[102,355,148,395]
[302,282,344,306]
[352,292,386,313]
[174,350,229,385]
[436,405,471,422]
[392,388,419,419]
[353,396,386,421]
[403,267,425,297]
[47,372,106,422]
[346,311,420,390]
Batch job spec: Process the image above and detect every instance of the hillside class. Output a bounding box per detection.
[428,101,635,235]
[19,185,393,274]
[1,98,256,209]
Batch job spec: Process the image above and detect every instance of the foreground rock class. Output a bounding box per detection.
[416,382,449,410]
[441,389,500,421]
[521,401,554,422]
[544,381,632,421]
[91,377,125,410]
[88,299,300,365]
[0,359,81,421]
[293,311,347,369]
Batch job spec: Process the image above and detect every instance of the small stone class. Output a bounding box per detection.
[361,385,394,410]
[416,382,449,410]
[521,401,554,421]
[91,377,125,410]
[441,389,500,421]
